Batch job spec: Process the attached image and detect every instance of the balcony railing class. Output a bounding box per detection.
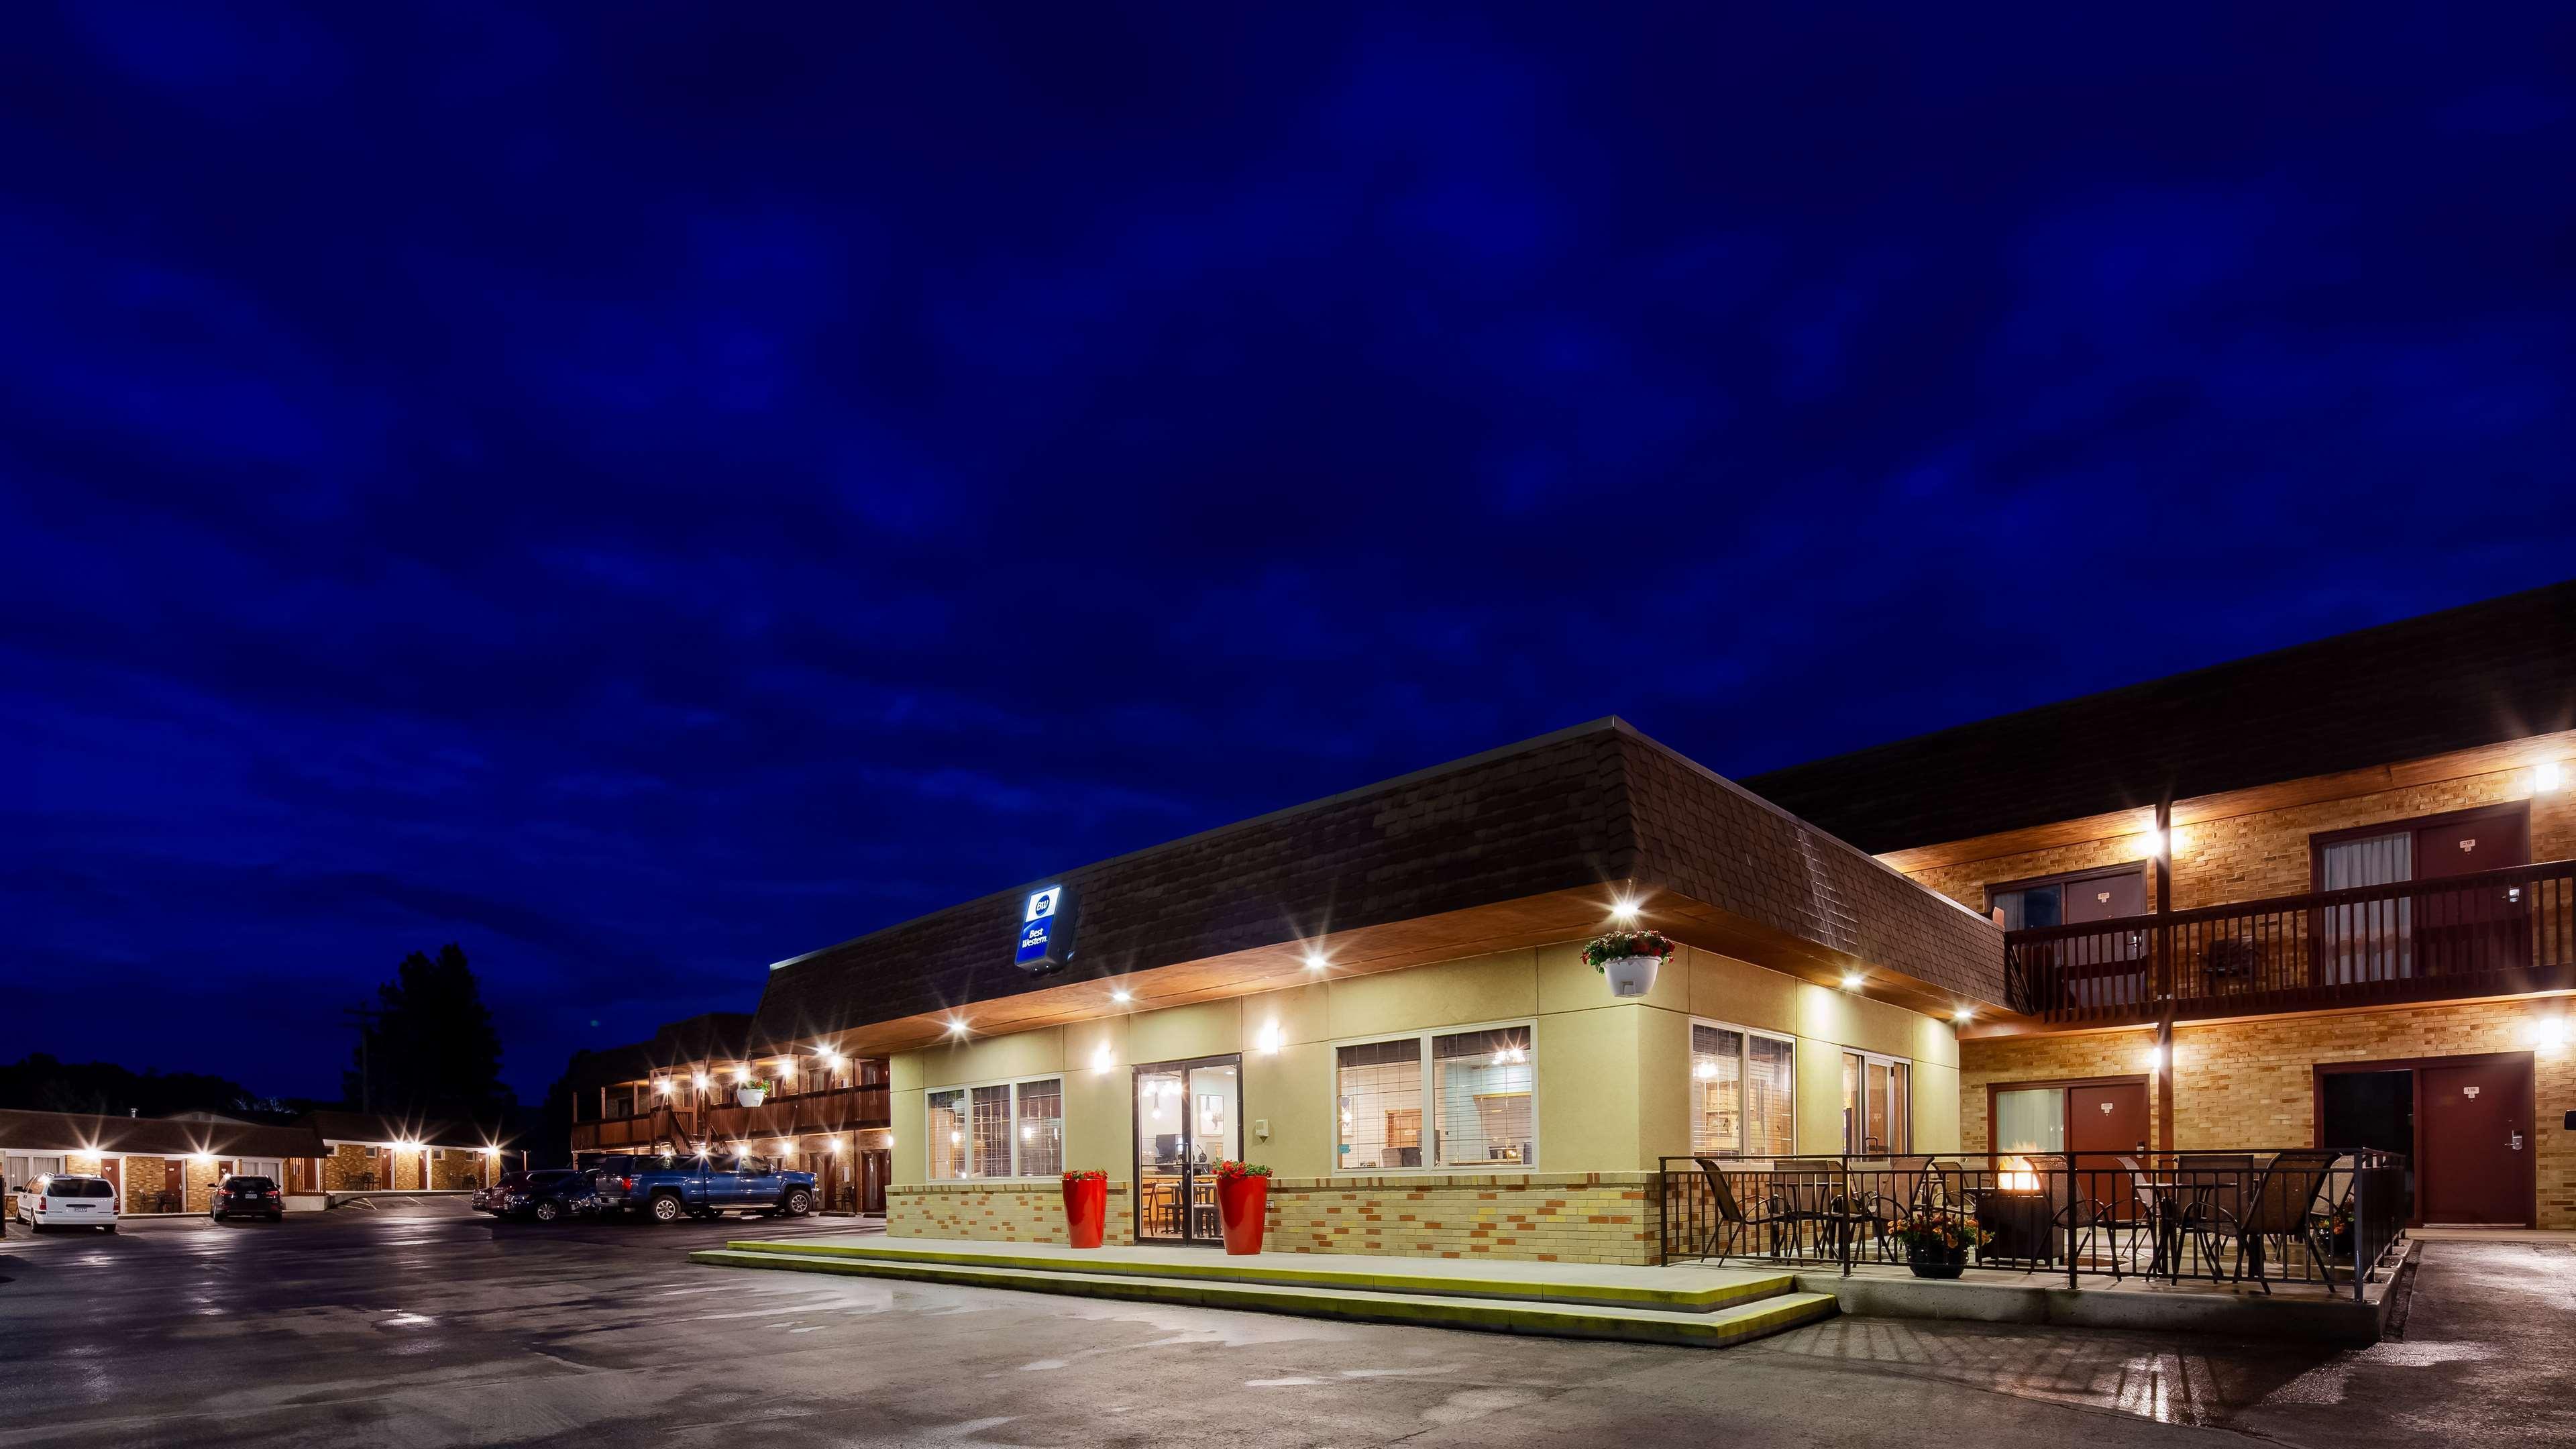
[571,1085,892,1155]
[2005,857,2576,1026]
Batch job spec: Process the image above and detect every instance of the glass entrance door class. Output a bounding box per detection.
[1134,1054,1242,1245]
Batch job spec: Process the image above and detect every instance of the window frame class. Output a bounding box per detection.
[1984,862,2149,928]
[1839,1048,1914,1155]
[2307,800,2531,891]
[1328,1018,1540,1174]
[922,1071,1068,1181]
[1685,1018,1797,1158]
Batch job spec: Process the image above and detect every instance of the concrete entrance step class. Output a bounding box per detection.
[712,1237,1801,1313]
[692,1246,1835,1348]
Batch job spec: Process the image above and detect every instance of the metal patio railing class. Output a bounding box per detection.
[1658,1149,2408,1300]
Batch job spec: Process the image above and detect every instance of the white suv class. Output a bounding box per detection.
[17,1175,121,1233]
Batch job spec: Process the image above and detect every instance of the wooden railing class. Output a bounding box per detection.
[699,1085,890,1145]
[2006,857,2576,1026]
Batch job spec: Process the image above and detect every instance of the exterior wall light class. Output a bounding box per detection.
[1257,1021,1283,1055]
[1952,1008,1973,1024]
[1110,987,1132,1004]
[2539,761,2566,793]
[2140,828,2167,857]
[693,1073,709,1090]
[655,1079,673,1093]
[2533,1016,2570,1051]
[1841,973,1863,990]
[1091,1041,1115,1073]
[828,1138,843,1153]
[734,1068,751,1083]
[2146,1045,2167,1072]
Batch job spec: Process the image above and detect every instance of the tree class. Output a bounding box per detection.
[0,1053,271,1118]
[345,943,511,1114]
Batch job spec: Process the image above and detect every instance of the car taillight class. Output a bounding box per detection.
[619,1177,633,1191]
[265,1191,280,1199]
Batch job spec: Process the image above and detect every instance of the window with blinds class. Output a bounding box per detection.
[1692,1022,1795,1156]
[925,1075,1064,1179]
[1016,1079,1063,1177]
[1432,1027,1533,1167]
[926,1089,968,1181]
[1335,1038,1423,1170]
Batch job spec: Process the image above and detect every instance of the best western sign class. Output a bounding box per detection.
[1014,883,1079,975]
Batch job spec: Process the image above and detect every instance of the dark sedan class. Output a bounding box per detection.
[209,1175,284,1223]
[496,1169,611,1224]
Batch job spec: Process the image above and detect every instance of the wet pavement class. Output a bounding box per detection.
[0,1204,2566,1448]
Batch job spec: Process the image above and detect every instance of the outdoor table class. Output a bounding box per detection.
[2138,1177,2219,1284]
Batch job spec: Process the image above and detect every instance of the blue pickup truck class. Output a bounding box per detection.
[592,1153,818,1224]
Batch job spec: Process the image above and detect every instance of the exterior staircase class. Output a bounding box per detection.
[690,1238,1835,1348]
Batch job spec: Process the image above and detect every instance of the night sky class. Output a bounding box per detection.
[7,7,2574,1104]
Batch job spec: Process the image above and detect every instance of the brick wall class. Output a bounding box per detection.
[1962,997,2573,1227]
[1265,1171,1660,1265]
[888,1181,1138,1245]
[321,1143,380,1191]
[429,1150,491,1191]
[1906,765,2571,917]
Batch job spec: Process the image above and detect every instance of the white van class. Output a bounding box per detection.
[17,1175,121,1233]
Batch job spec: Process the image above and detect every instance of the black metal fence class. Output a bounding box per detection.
[1658,1150,2409,1299]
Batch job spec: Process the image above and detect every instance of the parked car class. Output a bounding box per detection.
[592,1153,817,1224]
[16,1174,119,1233]
[209,1175,284,1223]
[496,1169,612,1224]
[473,1171,532,1214]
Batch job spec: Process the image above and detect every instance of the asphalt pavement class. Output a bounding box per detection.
[0,1201,2565,1448]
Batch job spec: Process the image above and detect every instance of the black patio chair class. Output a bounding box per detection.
[2218,1150,2342,1293]
[1690,1157,1784,1265]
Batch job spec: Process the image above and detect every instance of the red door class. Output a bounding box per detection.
[2413,815,2530,973]
[2418,1057,2533,1225]
[2068,1082,2151,1157]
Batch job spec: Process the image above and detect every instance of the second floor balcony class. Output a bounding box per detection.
[570,1083,890,1155]
[2004,857,2575,1027]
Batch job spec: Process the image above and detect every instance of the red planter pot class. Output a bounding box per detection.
[1216,1174,1269,1255]
[1062,1177,1107,1249]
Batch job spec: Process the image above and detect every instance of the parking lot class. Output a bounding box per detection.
[1,1203,2569,1448]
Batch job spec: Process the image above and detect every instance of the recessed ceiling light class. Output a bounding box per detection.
[1110,987,1132,1004]
[1609,899,1640,922]
[1952,1008,1973,1024]
[1303,951,1327,971]
[1841,973,1863,991]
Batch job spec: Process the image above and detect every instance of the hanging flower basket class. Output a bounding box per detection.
[1214,1161,1273,1255]
[735,1083,770,1108]
[1061,1170,1109,1248]
[1581,929,1676,998]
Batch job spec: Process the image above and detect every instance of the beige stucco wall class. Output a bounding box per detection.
[889,938,1961,1191]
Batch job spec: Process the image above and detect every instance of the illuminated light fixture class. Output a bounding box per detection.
[946,1018,969,1038]
[2141,828,2167,857]
[734,1068,751,1083]
[1953,1008,1973,1024]
[828,1138,843,1154]
[1110,987,1132,1004]
[1257,1020,1283,1055]
[1091,1041,1115,1073]
[692,1073,709,1090]
[2146,1045,2167,1072]
[820,1049,843,1067]
[884,1134,896,1148]
[484,1146,500,1157]
[775,1140,791,1155]
[1841,973,1863,991]
[656,1079,673,1093]
[1609,898,1640,922]
[191,1152,216,1167]
[1302,951,1328,972]
[2533,1016,2571,1051]
[2538,761,2567,793]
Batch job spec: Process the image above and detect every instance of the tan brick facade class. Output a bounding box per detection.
[1265,1171,1660,1265]
[1962,997,2573,1227]
[889,1181,1138,1245]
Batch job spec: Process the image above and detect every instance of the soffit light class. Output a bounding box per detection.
[1841,973,1864,991]
[1953,1008,1974,1024]
[1608,898,1640,922]
[1303,951,1328,971]
[1110,987,1132,1004]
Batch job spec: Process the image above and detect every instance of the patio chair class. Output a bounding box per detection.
[1772,1159,1878,1269]
[2217,1150,2341,1293]
[1690,1157,1784,1265]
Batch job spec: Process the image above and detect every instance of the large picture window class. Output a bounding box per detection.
[925,1075,1064,1179]
[1690,1021,1795,1157]
[1334,1024,1536,1170]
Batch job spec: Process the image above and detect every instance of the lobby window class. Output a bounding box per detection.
[1335,1038,1423,1169]
[1016,1079,1063,1177]
[1840,1051,1911,1155]
[1335,1023,1537,1171]
[1691,1022,1796,1156]
[926,1075,1065,1179]
[1432,1027,1533,1167]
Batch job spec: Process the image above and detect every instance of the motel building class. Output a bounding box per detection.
[568,1012,895,1215]
[746,716,1997,1263]
[0,1108,509,1219]
[718,582,2571,1270]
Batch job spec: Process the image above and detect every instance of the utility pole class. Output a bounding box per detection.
[341,1004,382,1112]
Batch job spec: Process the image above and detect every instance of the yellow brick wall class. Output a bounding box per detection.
[1265,1171,1660,1265]
[1906,763,2570,916]
[321,1143,380,1191]
[889,1181,1138,1245]
[1962,998,2573,1227]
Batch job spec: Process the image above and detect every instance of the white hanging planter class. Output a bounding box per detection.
[735,1085,770,1108]
[1599,955,1662,998]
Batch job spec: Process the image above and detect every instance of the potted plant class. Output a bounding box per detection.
[2325,1201,2354,1258]
[1890,1208,1991,1279]
[1062,1169,1109,1249]
[735,1079,770,1108]
[1214,1161,1273,1255]
[1582,928,1676,999]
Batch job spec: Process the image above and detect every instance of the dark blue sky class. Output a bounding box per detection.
[7,6,2573,1103]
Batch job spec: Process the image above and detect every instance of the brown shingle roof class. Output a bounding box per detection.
[294,1110,513,1150]
[1742,580,2576,856]
[752,718,2002,1042]
[0,1108,325,1160]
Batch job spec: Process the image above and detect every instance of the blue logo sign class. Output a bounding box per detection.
[1014,883,1078,973]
